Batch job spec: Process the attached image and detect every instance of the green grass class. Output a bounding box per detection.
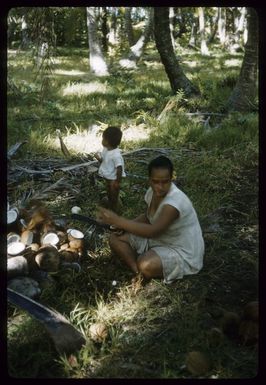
[7,45,258,379]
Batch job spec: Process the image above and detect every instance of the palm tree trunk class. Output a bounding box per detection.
[198,7,209,55]
[226,8,258,112]
[154,7,199,96]
[125,7,134,47]
[86,7,109,76]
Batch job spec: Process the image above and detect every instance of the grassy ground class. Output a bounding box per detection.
[7,45,258,378]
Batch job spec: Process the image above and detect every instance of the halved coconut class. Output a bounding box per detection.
[42,232,59,246]
[69,229,84,239]
[7,233,21,245]
[20,230,34,246]
[7,241,25,256]
[7,209,18,225]
[7,256,28,278]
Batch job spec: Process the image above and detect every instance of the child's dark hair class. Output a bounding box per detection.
[103,126,122,148]
[148,156,174,177]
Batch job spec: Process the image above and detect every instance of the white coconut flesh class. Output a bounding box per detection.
[7,210,18,224]
[70,229,84,239]
[7,242,26,256]
[42,232,59,246]
[7,233,21,244]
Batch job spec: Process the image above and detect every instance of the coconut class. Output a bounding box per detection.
[29,243,40,252]
[35,245,60,272]
[71,206,82,214]
[7,241,25,256]
[220,311,241,339]
[89,322,108,343]
[242,301,258,322]
[57,231,68,245]
[7,256,28,278]
[23,248,40,272]
[207,327,224,347]
[60,249,79,262]
[185,351,211,376]
[8,277,41,299]
[68,229,84,240]
[7,232,21,245]
[7,209,18,225]
[20,230,34,246]
[69,239,84,250]
[59,242,69,251]
[41,232,59,247]
[239,320,258,346]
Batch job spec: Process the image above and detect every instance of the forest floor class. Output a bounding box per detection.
[7,46,258,379]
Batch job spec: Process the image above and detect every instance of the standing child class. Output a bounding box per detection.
[95,126,126,212]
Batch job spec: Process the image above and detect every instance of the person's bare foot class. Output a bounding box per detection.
[130,272,145,294]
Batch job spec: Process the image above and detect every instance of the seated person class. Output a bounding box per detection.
[97,156,204,284]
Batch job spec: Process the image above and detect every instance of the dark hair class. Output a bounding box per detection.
[148,155,174,177]
[103,126,122,147]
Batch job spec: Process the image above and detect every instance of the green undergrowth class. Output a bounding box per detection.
[7,46,258,379]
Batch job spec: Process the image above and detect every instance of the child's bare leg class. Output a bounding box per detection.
[107,181,119,212]
[109,232,139,274]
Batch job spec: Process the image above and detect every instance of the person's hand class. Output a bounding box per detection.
[96,207,119,226]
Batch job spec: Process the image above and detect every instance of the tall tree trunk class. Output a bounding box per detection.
[198,7,209,55]
[169,7,176,49]
[108,7,118,46]
[218,7,227,47]
[208,7,219,44]
[86,7,109,76]
[119,7,153,68]
[101,7,108,54]
[124,7,134,47]
[235,7,246,44]
[188,20,197,48]
[154,7,199,97]
[226,8,258,112]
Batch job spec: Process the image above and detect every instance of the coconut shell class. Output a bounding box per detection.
[57,231,68,245]
[242,301,258,322]
[60,249,79,262]
[239,320,258,346]
[69,239,84,250]
[185,351,211,376]
[220,311,241,339]
[42,221,56,235]
[35,246,60,272]
[7,256,29,278]
[89,322,108,343]
[23,249,40,272]
[59,242,70,251]
[20,230,34,246]
[29,243,40,252]
[207,327,224,347]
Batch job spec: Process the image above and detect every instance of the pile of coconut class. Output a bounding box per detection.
[7,200,84,299]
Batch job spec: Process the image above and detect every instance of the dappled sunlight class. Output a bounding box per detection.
[46,123,151,155]
[54,69,88,76]
[61,81,109,97]
[182,60,198,68]
[143,60,162,69]
[224,58,242,67]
